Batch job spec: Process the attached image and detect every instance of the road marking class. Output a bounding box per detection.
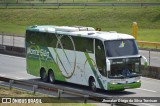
[140,103,155,106]
[137,88,157,93]
[15,77,23,80]
[0,74,6,77]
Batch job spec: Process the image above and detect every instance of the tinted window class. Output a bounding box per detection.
[26,30,57,47]
[26,31,93,53]
[73,36,93,53]
[56,35,74,50]
[105,39,138,57]
[95,39,106,77]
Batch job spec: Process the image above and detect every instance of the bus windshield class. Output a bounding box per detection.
[109,58,141,78]
[105,39,138,57]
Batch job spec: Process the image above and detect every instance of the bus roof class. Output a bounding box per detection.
[26,25,134,41]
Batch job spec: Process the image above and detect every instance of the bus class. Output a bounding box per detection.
[25,25,148,91]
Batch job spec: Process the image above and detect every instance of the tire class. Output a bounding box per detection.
[40,68,48,82]
[89,78,97,92]
[48,70,55,84]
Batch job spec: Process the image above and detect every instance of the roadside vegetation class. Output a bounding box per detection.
[0,6,159,42]
[0,86,94,106]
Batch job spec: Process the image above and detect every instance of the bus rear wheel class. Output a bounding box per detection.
[89,78,97,92]
[40,68,48,82]
[48,70,55,84]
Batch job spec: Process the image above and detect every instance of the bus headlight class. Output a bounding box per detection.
[136,80,141,83]
[110,80,118,84]
[111,82,117,84]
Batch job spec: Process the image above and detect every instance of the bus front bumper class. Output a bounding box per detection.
[107,82,141,91]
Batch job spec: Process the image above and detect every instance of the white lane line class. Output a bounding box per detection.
[137,88,157,93]
[15,77,24,80]
[0,74,6,77]
[140,103,155,106]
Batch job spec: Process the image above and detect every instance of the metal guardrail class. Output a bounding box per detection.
[137,41,160,49]
[0,33,24,47]
[0,76,136,105]
[0,3,160,8]
[0,76,91,103]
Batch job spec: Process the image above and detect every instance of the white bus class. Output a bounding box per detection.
[26,25,148,91]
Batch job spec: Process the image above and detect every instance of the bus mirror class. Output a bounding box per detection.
[106,59,111,71]
[141,56,148,68]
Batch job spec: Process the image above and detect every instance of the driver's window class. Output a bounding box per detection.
[95,39,106,76]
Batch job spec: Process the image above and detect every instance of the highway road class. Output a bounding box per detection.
[0,54,160,106]
[0,35,160,67]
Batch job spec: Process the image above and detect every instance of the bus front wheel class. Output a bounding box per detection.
[89,77,97,92]
[48,70,55,84]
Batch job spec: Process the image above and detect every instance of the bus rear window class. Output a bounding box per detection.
[105,39,138,57]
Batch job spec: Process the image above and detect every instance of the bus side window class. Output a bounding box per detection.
[73,36,93,53]
[95,39,106,77]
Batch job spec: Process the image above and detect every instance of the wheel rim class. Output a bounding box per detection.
[49,71,55,83]
[49,72,54,83]
[91,80,96,91]
[41,71,46,80]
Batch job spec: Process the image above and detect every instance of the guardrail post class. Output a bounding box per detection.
[9,80,14,90]
[84,3,86,9]
[6,3,8,9]
[84,95,89,103]
[33,85,38,94]
[32,4,34,9]
[57,0,59,9]
[111,103,115,106]
[13,34,14,47]
[57,89,63,99]
[149,49,150,66]
[2,32,4,45]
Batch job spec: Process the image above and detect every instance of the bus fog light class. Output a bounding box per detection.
[110,81,118,84]
[111,82,117,84]
[136,80,141,82]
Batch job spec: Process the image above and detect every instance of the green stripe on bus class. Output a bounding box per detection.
[62,48,72,67]
[53,48,69,75]
[46,47,66,81]
[84,52,104,89]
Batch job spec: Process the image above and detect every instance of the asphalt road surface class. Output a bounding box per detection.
[0,54,160,106]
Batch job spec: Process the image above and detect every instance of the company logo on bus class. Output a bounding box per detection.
[27,48,50,58]
[119,41,125,48]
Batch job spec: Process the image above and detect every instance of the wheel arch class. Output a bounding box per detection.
[40,67,46,76]
[88,76,96,86]
[48,68,57,79]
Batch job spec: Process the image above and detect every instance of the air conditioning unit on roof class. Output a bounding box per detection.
[55,26,95,32]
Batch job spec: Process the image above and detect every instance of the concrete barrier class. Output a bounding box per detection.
[142,65,160,80]
[0,45,25,57]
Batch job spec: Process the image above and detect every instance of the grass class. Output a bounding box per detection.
[0,86,47,97]
[0,6,160,42]
[0,86,95,106]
